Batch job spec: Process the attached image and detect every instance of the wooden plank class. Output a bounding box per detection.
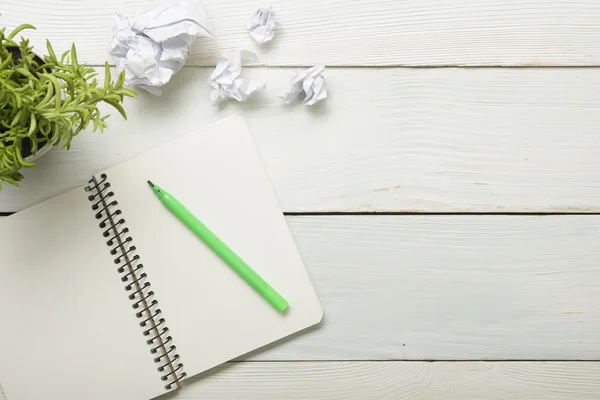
[2,362,600,399]
[138,362,600,399]
[255,215,600,360]
[1,215,599,360]
[2,68,600,213]
[3,0,600,66]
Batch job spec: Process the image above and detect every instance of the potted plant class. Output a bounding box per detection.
[0,23,136,191]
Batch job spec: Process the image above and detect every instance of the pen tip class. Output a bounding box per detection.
[147,180,155,188]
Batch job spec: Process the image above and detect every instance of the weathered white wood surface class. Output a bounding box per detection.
[157,362,600,400]
[1,215,598,360]
[2,362,600,400]
[3,0,600,66]
[2,67,600,213]
[3,0,600,397]
[261,216,600,360]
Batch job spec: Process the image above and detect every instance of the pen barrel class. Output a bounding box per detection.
[164,194,289,312]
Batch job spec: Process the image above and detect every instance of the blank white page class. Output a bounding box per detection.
[0,188,167,400]
[101,115,323,378]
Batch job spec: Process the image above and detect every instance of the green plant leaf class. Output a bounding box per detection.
[7,24,36,40]
[116,68,125,88]
[104,99,127,120]
[27,113,37,136]
[70,43,78,69]
[46,39,57,61]
[15,147,35,168]
[104,62,111,91]
[1,27,135,188]
[119,87,138,98]
[60,49,69,64]
[10,109,22,127]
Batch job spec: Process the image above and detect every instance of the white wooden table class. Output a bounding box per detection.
[2,1,600,398]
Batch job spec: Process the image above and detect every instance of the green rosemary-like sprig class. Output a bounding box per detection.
[0,23,137,190]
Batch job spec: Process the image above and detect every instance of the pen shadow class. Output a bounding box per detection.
[156,319,326,399]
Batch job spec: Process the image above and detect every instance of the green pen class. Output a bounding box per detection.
[147,181,289,313]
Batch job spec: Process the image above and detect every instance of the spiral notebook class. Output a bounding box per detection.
[0,116,323,400]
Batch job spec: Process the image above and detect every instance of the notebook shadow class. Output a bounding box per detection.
[156,319,325,399]
[235,319,324,361]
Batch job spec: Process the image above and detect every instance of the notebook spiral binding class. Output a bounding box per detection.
[85,173,187,390]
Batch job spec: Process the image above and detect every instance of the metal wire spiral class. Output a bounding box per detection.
[85,173,187,390]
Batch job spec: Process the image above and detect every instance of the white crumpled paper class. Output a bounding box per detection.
[280,65,328,106]
[247,7,280,44]
[209,50,265,105]
[109,1,213,95]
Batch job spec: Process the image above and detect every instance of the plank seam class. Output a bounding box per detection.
[230,359,600,363]
[3,212,600,217]
[88,64,600,69]
[285,212,600,216]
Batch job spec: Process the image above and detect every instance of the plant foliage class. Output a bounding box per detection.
[0,23,137,190]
